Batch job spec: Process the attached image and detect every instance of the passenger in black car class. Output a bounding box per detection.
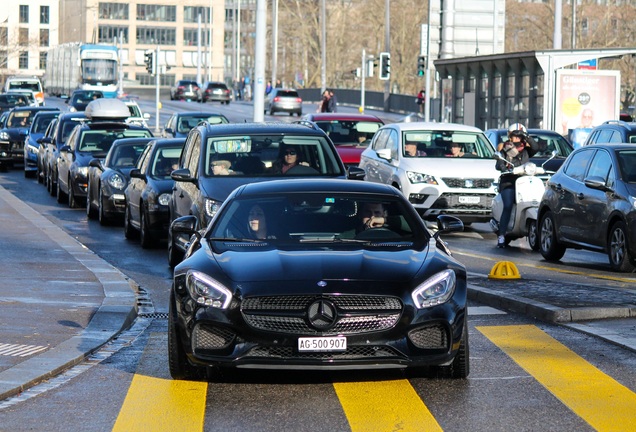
[247,204,274,239]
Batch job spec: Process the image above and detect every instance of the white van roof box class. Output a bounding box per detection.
[85,98,130,121]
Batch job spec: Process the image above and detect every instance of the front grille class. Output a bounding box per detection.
[430,193,494,211]
[241,294,403,336]
[408,323,448,349]
[247,345,403,360]
[192,324,236,350]
[441,177,494,189]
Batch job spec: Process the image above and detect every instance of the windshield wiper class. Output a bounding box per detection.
[207,237,264,243]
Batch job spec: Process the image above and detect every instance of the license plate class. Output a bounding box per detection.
[298,336,347,352]
[458,196,480,204]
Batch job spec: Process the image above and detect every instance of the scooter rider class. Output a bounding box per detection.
[495,125,539,248]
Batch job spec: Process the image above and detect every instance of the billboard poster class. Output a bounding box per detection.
[555,69,620,148]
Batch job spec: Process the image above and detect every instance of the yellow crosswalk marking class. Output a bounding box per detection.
[477,324,636,432]
[113,374,207,432]
[334,380,443,432]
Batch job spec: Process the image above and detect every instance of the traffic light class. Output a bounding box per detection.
[417,55,426,77]
[144,51,155,74]
[379,52,390,80]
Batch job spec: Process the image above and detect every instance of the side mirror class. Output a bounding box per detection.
[143,113,151,120]
[129,168,146,180]
[170,215,199,237]
[171,168,196,183]
[376,148,392,161]
[347,166,366,180]
[59,145,71,153]
[88,158,103,169]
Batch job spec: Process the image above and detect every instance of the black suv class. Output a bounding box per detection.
[200,81,231,104]
[583,121,636,146]
[0,106,60,170]
[170,80,201,101]
[167,122,365,266]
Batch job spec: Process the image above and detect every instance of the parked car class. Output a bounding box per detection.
[0,106,60,171]
[36,116,58,183]
[23,110,60,178]
[55,99,153,208]
[359,122,499,224]
[538,144,636,272]
[0,111,8,129]
[264,88,303,116]
[41,112,88,195]
[0,93,30,114]
[161,111,229,139]
[168,178,468,380]
[124,138,186,248]
[299,113,384,168]
[167,122,364,266]
[484,128,574,181]
[200,81,232,104]
[86,137,153,224]
[66,90,104,112]
[582,120,636,146]
[170,80,201,101]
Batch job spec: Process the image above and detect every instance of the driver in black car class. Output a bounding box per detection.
[360,202,387,230]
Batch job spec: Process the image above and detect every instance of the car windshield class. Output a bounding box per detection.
[208,192,426,249]
[402,130,495,158]
[32,114,57,133]
[109,143,148,168]
[203,134,344,177]
[315,120,383,146]
[7,111,34,128]
[78,129,152,153]
[177,115,227,133]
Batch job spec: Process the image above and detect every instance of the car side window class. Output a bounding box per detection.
[137,145,152,171]
[187,133,201,177]
[180,133,196,169]
[564,149,594,182]
[371,129,389,151]
[387,129,399,159]
[587,150,613,186]
[595,129,614,144]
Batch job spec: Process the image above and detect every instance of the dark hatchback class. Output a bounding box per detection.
[484,128,574,180]
[167,122,364,266]
[66,90,104,112]
[538,144,636,272]
[168,179,468,380]
[125,138,186,248]
[86,137,153,224]
[23,110,60,177]
[0,106,60,170]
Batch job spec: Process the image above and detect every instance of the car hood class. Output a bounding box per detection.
[1,128,28,140]
[211,248,429,285]
[400,157,499,179]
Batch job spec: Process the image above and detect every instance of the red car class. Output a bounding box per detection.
[300,113,384,168]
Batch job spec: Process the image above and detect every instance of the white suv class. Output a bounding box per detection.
[4,76,45,106]
[359,122,499,224]
[122,98,151,129]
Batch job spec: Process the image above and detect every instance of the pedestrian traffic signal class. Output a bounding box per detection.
[379,52,390,80]
[417,55,426,77]
[144,51,155,75]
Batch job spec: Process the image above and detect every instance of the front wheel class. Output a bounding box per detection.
[168,292,202,380]
[608,221,635,272]
[539,211,566,261]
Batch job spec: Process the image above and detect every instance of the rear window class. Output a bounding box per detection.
[208,83,227,89]
[277,90,299,98]
[7,79,42,92]
[78,129,152,152]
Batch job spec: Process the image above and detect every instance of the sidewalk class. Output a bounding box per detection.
[0,183,635,403]
[0,186,137,401]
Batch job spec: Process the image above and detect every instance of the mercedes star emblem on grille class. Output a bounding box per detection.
[307,300,337,330]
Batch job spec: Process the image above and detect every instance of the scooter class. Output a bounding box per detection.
[490,151,557,250]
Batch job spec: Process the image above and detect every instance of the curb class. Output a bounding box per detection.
[0,186,138,401]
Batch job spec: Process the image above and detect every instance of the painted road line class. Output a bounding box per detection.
[113,374,207,432]
[478,324,636,431]
[334,380,442,432]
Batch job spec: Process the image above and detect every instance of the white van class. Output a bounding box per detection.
[3,76,45,106]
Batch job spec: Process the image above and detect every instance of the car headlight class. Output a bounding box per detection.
[630,196,636,210]
[77,166,89,177]
[186,270,232,308]
[107,172,126,190]
[158,192,171,206]
[27,144,39,154]
[205,198,222,218]
[0,131,9,140]
[411,269,456,308]
[407,171,438,185]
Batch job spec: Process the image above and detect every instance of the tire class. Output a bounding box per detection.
[68,179,79,208]
[448,320,470,379]
[86,183,97,219]
[48,172,57,196]
[539,210,566,261]
[269,109,275,116]
[168,232,184,268]
[168,292,201,380]
[140,209,155,249]
[56,177,66,204]
[608,221,635,272]
[124,204,138,240]
[98,188,110,225]
[527,219,539,251]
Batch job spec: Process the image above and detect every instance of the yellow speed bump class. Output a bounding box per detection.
[489,261,521,279]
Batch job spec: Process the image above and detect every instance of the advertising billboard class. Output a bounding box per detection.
[555,69,620,148]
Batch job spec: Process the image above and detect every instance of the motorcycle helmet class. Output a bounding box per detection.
[508,123,527,136]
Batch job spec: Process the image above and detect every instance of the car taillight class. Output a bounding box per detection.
[178,86,185,89]
[296,98,302,102]
[274,97,280,102]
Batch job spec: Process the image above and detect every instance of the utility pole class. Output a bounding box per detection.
[252,0,267,121]
[383,0,390,112]
[155,45,160,134]
[360,48,366,113]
